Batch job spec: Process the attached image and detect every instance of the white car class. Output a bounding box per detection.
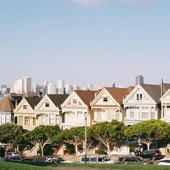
[80,154,114,164]
[46,157,73,163]
[158,158,170,165]
[7,152,20,159]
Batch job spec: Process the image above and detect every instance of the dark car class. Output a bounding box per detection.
[22,158,37,162]
[139,149,164,160]
[114,156,153,165]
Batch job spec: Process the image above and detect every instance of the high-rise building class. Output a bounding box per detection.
[136,75,144,85]
[13,77,32,94]
[13,79,23,94]
[65,83,73,94]
[57,79,65,94]
[22,77,32,94]
[47,83,56,94]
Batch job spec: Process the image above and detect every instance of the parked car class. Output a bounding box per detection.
[114,155,153,165]
[45,157,73,163]
[7,152,20,159]
[80,155,114,164]
[158,158,170,166]
[139,149,164,160]
[8,156,22,162]
[22,158,37,162]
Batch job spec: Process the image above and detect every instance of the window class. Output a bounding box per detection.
[130,112,134,118]
[108,110,114,120]
[97,111,102,121]
[90,158,97,162]
[166,106,170,111]
[25,117,29,125]
[77,112,83,124]
[73,99,77,104]
[33,118,36,126]
[142,112,148,119]
[45,102,49,107]
[41,115,45,124]
[151,112,154,119]
[6,115,10,122]
[103,98,108,102]
[23,105,27,109]
[49,114,55,124]
[136,94,142,100]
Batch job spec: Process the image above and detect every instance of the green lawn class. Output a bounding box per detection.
[1,162,170,170]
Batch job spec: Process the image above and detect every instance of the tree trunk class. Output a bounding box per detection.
[40,146,44,157]
[75,145,78,157]
[147,143,150,150]
[107,144,111,156]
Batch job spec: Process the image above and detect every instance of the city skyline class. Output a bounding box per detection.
[0,0,170,87]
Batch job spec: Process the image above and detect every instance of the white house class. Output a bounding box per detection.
[123,83,170,126]
[61,90,96,129]
[34,94,68,128]
[160,88,170,123]
[90,87,134,124]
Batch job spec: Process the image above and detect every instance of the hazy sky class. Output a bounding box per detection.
[0,0,170,88]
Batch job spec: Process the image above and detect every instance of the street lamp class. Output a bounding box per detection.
[84,112,87,163]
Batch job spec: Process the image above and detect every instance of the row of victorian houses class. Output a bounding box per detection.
[0,81,170,131]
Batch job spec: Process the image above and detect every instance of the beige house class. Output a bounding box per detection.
[13,96,42,130]
[34,94,68,128]
[90,87,134,124]
[61,90,96,129]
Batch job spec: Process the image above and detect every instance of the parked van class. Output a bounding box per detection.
[80,154,114,164]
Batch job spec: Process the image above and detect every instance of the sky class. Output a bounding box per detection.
[0,0,170,88]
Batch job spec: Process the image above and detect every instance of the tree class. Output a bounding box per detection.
[55,126,89,157]
[89,120,127,156]
[125,119,170,150]
[0,123,26,150]
[24,125,60,157]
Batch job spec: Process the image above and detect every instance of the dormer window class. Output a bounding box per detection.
[45,102,49,107]
[103,98,108,102]
[23,105,27,109]
[73,99,77,104]
[136,94,142,100]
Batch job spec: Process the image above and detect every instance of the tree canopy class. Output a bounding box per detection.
[55,126,89,157]
[0,123,26,148]
[24,125,60,157]
[125,119,170,150]
[89,120,127,156]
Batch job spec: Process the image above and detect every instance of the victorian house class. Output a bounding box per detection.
[0,94,22,125]
[13,96,42,130]
[123,82,170,126]
[61,90,96,129]
[90,87,134,124]
[34,94,68,128]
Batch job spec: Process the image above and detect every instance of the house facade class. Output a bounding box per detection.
[90,87,134,124]
[0,94,22,125]
[160,88,170,123]
[34,94,68,128]
[61,90,96,129]
[13,96,42,130]
[123,83,170,126]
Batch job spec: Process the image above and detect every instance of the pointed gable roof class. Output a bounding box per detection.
[47,94,69,108]
[105,86,134,104]
[25,96,42,109]
[75,90,97,107]
[140,84,161,103]
[0,96,15,112]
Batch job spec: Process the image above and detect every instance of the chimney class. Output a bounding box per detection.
[15,100,18,107]
[161,79,163,96]
[38,92,42,98]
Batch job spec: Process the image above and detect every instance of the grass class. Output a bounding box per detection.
[1,161,170,170]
